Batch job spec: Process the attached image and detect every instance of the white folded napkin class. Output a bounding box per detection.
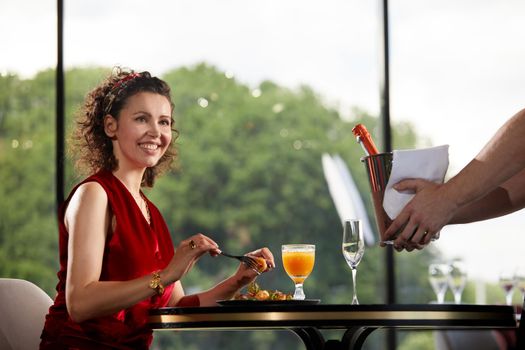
[383,145,449,219]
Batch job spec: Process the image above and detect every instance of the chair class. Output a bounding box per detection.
[0,278,53,350]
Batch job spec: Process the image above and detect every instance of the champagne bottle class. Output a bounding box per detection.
[352,124,379,156]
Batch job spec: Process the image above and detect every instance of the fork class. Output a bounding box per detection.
[219,251,261,275]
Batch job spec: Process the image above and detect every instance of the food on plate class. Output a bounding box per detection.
[233,282,292,301]
[255,290,270,300]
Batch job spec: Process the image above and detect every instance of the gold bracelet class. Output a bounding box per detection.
[149,271,165,296]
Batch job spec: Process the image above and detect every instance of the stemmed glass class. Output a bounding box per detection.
[429,263,451,304]
[499,270,517,306]
[448,260,467,304]
[341,219,365,305]
[282,244,316,300]
[515,267,525,303]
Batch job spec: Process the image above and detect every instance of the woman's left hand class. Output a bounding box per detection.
[234,247,275,286]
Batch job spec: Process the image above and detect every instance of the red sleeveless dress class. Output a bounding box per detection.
[40,170,175,349]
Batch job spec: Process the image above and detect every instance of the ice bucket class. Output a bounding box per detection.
[361,152,393,241]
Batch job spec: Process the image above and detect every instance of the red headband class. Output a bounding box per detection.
[111,72,141,92]
[103,72,141,114]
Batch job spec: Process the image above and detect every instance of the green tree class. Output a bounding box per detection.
[0,65,441,349]
[0,70,58,292]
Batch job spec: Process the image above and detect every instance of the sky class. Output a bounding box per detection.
[1,0,525,290]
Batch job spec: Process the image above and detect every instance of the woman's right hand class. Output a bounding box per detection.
[162,234,220,285]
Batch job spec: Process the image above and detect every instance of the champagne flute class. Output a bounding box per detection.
[448,260,467,304]
[499,270,516,306]
[429,263,450,304]
[515,267,525,303]
[282,244,315,300]
[342,219,365,305]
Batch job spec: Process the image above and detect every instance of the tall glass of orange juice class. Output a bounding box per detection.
[282,244,315,300]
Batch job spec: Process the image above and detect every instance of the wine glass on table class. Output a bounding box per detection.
[499,270,517,306]
[448,260,467,304]
[514,267,525,303]
[429,263,451,304]
[342,219,365,305]
[282,244,315,300]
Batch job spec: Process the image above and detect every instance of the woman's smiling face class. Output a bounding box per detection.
[104,91,173,170]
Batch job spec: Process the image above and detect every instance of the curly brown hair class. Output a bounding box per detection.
[70,67,178,187]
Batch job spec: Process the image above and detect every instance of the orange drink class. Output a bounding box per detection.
[281,244,315,300]
[282,251,315,283]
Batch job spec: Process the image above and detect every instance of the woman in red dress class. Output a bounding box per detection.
[40,68,274,349]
